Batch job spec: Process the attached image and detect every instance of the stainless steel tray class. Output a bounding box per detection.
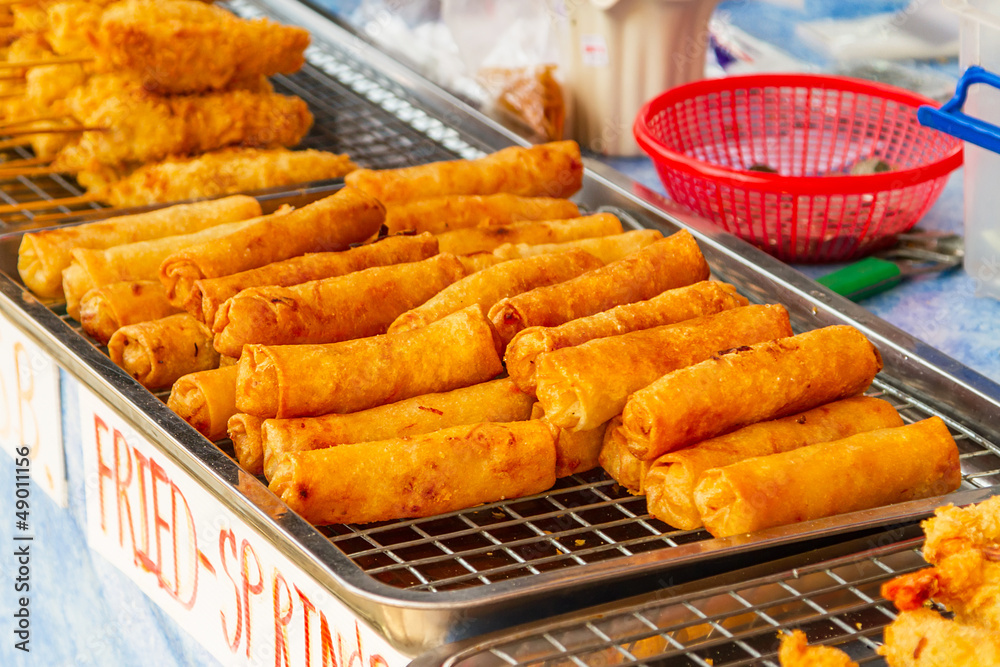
[0,0,999,656]
[410,526,933,666]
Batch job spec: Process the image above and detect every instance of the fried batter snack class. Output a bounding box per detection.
[108,313,219,389]
[62,208,289,320]
[261,377,535,480]
[269,420,557,525]
[530,403,607,478]
[159,187,385,308]
[383,194,579,235]
[387,249,603,334]
[18,195,260,299]
[167,365,240,442]
[778,630,857,667]
[95,0,310,94]
[598,416,648,494]
[489,230,710,347]
[212,254,467,356]
[79,280,182,345]
[621,325,883,460]
[878,608,1000,666]
[92,148,357,208]
[491,228,663,264]
[344,140,583,205]
[644,397,904,530]
[188,233,438,324]
[235,305,504,419]
[228,413,266,475]
[505,281,748,394]
[435,213,623,256]
[535,304,792,431]
[693,417,960,537]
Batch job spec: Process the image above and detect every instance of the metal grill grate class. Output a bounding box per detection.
[316,380,1000,593]
[440,538,930,666]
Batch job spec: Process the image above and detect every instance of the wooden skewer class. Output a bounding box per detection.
[0,164,68,180]
[1,124,100,137]
[0,193,99,216]
[0,55,94,70]
[0,154,52,168]
[0,113,69,130]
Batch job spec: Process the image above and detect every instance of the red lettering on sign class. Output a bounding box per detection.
[295,586,316,667]
[319,611,339,667]
[170,480,198,610]
[113,428,136,556]
[219,529,242,653]
[94,416,112,533]
[241,539,264,659]
[131,448,157,574]
[273,570,293,667]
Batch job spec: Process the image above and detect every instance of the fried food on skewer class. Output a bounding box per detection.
[94,0,309,94]
[52,74,313,172]
[77,147,356,207]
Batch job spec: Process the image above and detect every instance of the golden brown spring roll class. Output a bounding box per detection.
[384,194,580,235]
[344,141,583,205]
[693,417,961,537]
[62,208,290,320]
[435,213,623,256]
[879,608,1000,667]
[212,254,467,356]
[621,325,884,461]
[506,281,749,393]
[489,230,710,347]
[79,280,183,345]
[108,313,220,389]
[458,253,505,273]
[167,365,240,442]
[492,229,663,263]
[269,420,558,524]
[530,404,607,479]
[536,304,792,431]
[261,377,534,480]
[159,186,386,308]
[236,305,504,419]
[645,396,904,530]
[18,195,261,299]
[387,249,603,334]
[228,413,265,476]
[599,417,649,495]
[188,233,439,323]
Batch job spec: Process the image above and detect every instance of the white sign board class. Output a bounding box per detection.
[78,384,409,667]
[0,314,67,507]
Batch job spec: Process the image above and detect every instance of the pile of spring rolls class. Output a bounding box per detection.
[16,140,963,532]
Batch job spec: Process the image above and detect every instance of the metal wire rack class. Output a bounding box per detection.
[431,536,930,666]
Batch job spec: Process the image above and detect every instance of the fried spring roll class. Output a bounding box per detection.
[599,417,649,495]
[344,141,583,205]
[236,305,504,419]
[159,186,386,308]
[506,281,749,393]
[621,325,884,460]
[387,249,603,334]
[458,253,505,273]
[79,280,183,345]
[644,397,904,530]
[536,304,792,431]
[492,229,663,263]
[530,404,607,479]
[384,194,580,235]
[17,195,261,299]
[108,313,219,389]
[167,365,240,442]
[228,413,265,476]
[62,208,290,320]
[693,417,960,537]
[878,608,1000,667]
[269,421,558,525]
[436,213,623,256]
[261,377,534,480]
[489,230,710,347]
[189,233,438,323]
[212,254,467,356]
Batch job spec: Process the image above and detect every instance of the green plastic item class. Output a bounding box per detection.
[816,256,903,301]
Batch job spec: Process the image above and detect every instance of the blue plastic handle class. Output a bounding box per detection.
[918,66,1000,154]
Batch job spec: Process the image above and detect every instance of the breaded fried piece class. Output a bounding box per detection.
[95,0,310,94]
[55,76,312,172]
[90,148,356,207]
[921,495,1000,564]
[878,608,1000,666]
[778,630,857,667]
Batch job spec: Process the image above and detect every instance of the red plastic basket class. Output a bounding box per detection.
[634,74,963,262]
